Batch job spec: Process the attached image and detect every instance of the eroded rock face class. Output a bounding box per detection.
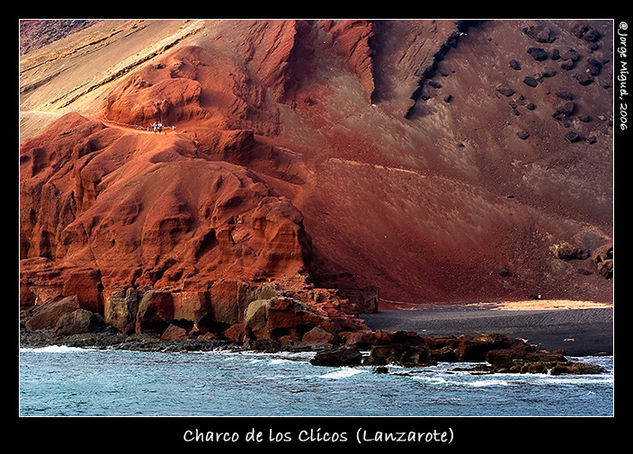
[135,290,174,334]
[244,296,329,342]
[19,113,314,325]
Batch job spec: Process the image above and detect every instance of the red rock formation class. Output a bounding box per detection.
[20,20,613,338]
[321,20,377,103]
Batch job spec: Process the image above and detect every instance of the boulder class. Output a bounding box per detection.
[565,131,581,143]
[244,299,271,340]
[456,333,517,362]
[301,326,335,345]
[337,329,377,348]
[540,68,557,78]
[365,343,434,367]
[527,47,548,61]
[576,73,594,86]
[498,266,511,276]
[523,76,538,87]
[496,86,515,97]
[267,297,325,333]
[135,290,174,334]
[105,287,139,334]
[550,362,606,375]
[223,322,246,344]
[243,296,326,341]
[172,291,212,326]
[54,309,105,336]
[26,295,80,331]
[310,347,363,367]
[551,242,590,261]
[160,323,189,341]
[553,101,576,119]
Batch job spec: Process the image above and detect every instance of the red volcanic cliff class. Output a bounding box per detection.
[20,19,613,341]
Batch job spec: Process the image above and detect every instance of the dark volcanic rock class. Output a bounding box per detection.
[540,68,557,78]
[523,25,556,43]
[455,333,520,362]
[310,347,363,366]
[561,61,575,71]
[365,343,435,367]
[552,242,590,260]
[496,85,515,97]
[517,131,529,140]
[527,47,548,61]
[565,131,581,143]
[555,90,574,100]
[576,73,594,86]
[553,101,576,120]
[562,49,581,62]
[523,76,538,87]
[509,59,521,70]
[498,265,511,276]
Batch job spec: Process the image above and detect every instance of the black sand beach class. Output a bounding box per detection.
[361,307,613,356]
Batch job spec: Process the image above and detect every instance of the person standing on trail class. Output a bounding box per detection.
[152,122,157,133]
[158,122,163,134]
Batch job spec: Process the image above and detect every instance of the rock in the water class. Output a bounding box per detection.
[310,347,363,367]
[365,343,434,367]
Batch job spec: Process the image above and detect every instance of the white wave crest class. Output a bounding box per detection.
[20,345,96,353]
[320,367,365,379]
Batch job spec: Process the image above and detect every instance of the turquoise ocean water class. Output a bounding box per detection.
[19,346,613,417]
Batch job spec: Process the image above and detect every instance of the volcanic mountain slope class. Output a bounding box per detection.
[20,19,613,317]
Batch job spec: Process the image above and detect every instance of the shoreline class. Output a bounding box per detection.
[361,304,613,356]
[20,300,614,357]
